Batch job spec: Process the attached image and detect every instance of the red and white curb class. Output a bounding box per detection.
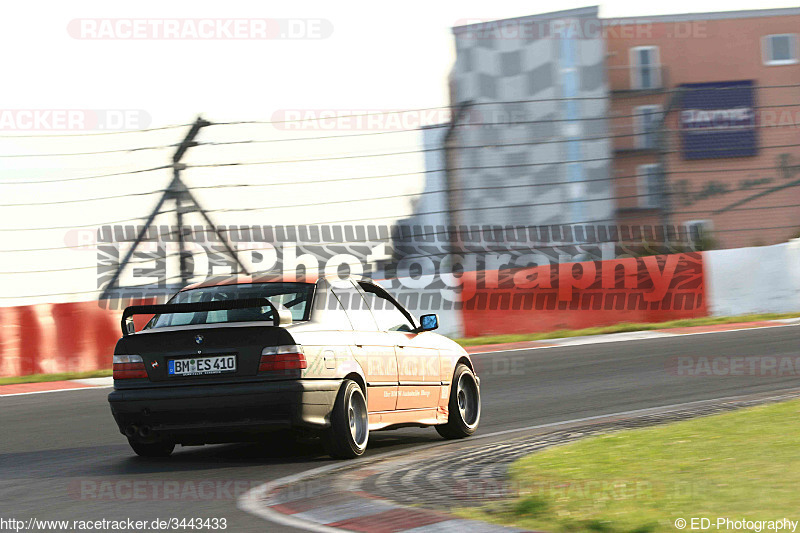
[0,376,112,397]
[238,446,529,533]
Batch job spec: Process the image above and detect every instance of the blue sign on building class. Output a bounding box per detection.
[679,80,758,160]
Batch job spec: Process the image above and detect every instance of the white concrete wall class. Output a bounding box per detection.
[705,239,800,316]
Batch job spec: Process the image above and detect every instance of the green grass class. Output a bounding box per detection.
[459,400,800,532]
[454,312,800,347]
[0,369,112,386]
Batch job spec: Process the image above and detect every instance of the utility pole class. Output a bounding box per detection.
[443,100,474,258]
[99,116,251,302]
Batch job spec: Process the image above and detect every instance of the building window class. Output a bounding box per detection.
[634,105,662,149]
[763,34,798,65]
[637,164,662,208]
[630,46,661,89]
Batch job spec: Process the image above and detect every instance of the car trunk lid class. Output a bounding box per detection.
[114,324,296,384]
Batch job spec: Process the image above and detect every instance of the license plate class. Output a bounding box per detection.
[168,355,236,376]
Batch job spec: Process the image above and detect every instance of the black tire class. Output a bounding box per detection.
[127,438,175,458]
[436,363,480,439]
[323,380,369,459]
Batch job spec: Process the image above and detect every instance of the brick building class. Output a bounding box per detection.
[607,7,800,248]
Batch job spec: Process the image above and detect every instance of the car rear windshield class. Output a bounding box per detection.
[145,282,314,329]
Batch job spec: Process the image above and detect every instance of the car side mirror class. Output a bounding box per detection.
[417,314,439,332]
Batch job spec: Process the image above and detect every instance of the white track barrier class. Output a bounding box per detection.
[705,239,800,316]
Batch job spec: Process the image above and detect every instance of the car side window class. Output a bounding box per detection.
[331,283,379,331]
[357,283,415,333]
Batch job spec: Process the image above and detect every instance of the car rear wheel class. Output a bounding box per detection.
[436,364,480,439]
[127,438,175,458]
[323,380,369,459]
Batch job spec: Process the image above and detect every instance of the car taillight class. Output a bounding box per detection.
[259,345,307,372]
[113,354,148,379]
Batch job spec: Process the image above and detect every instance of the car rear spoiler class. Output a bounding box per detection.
[121,298,280,336]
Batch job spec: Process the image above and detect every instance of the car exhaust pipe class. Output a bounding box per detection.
[138,426,152,439]
[125,425,138,438]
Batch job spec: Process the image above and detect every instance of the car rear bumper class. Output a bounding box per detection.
[108,379,341,443]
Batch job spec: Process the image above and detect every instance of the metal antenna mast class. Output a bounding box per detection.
[99,116,250,301]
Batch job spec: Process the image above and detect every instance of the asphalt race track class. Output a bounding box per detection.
[2,325,798,532]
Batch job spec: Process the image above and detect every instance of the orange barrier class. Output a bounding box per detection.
[0,300,156,378]
[459,253,708,337]
[0,254,706,377]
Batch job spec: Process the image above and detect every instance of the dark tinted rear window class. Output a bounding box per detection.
[145,282,314,329]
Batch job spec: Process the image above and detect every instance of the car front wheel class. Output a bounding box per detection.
[323,379,369,459]
[436,363,480,439]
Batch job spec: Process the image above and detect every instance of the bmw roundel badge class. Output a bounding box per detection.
[195,334,204,345]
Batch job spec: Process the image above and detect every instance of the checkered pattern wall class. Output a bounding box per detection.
[450,8,614,230]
